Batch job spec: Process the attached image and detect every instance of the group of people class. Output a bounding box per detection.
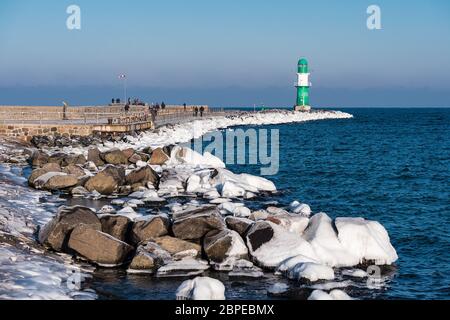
[193,105,205,117]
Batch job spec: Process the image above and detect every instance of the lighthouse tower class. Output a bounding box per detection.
[294,58,311,111]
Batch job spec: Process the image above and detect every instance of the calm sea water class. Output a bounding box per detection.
[86,108,450,299]
[223,108,450,300]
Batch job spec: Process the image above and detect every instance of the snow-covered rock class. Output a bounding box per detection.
[308,289,353,300]
[221,181,246,198]
[168,146,225,168]
[186,174,201,193]
[116,207,141,220]
[246,221,318,269]
[176,276,225,300]
[286,262,335,282]
[289,201,311,216]
[335,217,398,266]
[303,213,357,267]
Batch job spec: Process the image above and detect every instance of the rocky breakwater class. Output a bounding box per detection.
[28,143,398,299]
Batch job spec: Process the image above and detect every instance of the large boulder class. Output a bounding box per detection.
[100,215,131,242]
[43,174,78,190]
[68,224,133,266]
[172,206,225,240]
[128,242,172,273]
[47,153,68,166]
[125,166,159,187]
[84,171,117,195]
[64,154,86,166]
[225,216,254,238]
[203,229,248,265]
[149,147,169,165]
[30,150,49,167]
[28,163,61,187]
[102,149,128,165]
[122,148,135,159]
[334,217,398,266]
[153,236,201,257]
[84,166,125,195]
[129,215,170,245]
[63,164,86,178]
[87,147,104,167]
[246,221,318,269]
[38,206,101,251]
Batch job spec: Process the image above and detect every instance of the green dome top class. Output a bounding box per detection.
[298,58,308,66]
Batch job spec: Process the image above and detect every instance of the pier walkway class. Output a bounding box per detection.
[0,105,232,140]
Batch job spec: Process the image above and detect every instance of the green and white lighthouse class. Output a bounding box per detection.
[294,58,311,111]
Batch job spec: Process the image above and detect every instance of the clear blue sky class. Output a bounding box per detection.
[0,0,449,106]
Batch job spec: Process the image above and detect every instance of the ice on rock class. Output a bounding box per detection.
[267,283,289,295]
[221,181,246,198]
[268,214,309,234]
[204,189,221,199]
[176,276,225,300]
[69,110,352,154]
[341,269,368,278]
[247,222,318,269]
[335,217,398,266]
[186,174,201,193]
[99,205,116,214]
[212,169,276,195]
[116,207,141,220]
[308,289,353,300]
[218,202,250,217]
[289,201,311,217]
[276,254,320,274]
[209,198,232,204]
[233,206,251,218]
[157,258,210,277]
[33,172,67,189]
[286,262,335,282]
[238,173,276,192]
[303,212,358,267]
[168,146,225,168]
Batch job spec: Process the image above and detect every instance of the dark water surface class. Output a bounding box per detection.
[223,108,450,299]
[88,108,449,299]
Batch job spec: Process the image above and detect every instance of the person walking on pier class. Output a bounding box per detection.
[200,106,204,117]
[194,106,199,117]
[183,103,187,111]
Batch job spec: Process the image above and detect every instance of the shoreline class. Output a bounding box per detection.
[0,109,400,301]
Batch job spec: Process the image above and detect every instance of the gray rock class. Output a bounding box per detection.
[101,215,130,242]
[125,166,159,187]
[128,153,142,164]
[203,229,248,264]
[68,224,133,266]
[84,165,125,195]
[103,149,128,165]
[172,206,225,240]
[43,174,79,190]
[225,216,254,238]
[38,206,101,251]
[153,236,201,257]
[87,147,104,167]
[130,215,170,245]
[28,163,61,187]
[149,147,169,165]
[63,164,86,178]
[30,150,49,167]
[246,221,275,252]
[128,242,172,272]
